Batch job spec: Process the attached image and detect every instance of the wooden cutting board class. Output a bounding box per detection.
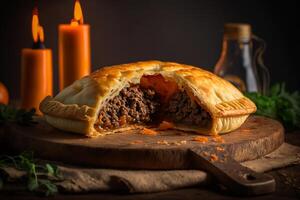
[1,116,284,195]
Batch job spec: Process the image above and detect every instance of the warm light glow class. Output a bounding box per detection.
[74,0,83,21]
[31,8,44,43]
[38,26,44,43]
[32,13,39,42]
[72,0,84,25]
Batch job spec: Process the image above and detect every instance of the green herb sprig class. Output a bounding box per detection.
[245,83,300,129]
[0,152,61,196]
[0,104,36,125]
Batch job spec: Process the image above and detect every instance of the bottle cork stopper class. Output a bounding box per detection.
[224,23,252,41]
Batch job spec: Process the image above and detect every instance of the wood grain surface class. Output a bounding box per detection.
[2,115,284,170]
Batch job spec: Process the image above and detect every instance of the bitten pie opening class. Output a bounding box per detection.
[94,74,212,132]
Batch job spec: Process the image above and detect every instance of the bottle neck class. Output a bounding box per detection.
[222,38,252,58]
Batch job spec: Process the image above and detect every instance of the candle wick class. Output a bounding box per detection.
[71,19,79,26]
[32,40,46,49]
[70,18,83,26]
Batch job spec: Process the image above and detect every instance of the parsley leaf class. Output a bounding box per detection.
[245,83,300,129]
[0,104,36,126]
[0,151,61,196]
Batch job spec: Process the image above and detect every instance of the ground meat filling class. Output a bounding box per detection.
[165,91,211,127]
[95,85,160,130]
[95,85,211,130]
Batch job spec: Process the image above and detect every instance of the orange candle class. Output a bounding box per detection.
[21,8,52,114]
[58,0,90,90]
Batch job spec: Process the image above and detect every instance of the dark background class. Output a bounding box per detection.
[1,0,299,100]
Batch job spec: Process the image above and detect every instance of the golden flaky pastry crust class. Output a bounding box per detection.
[40,61,256,137]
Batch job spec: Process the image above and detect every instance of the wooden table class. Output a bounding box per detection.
[1,131,299,200]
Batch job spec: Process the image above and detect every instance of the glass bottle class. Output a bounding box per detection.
[214,23,262,93]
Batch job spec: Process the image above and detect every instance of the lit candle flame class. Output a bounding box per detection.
[38,26,44,43]
[32,7,44,43]
[71,0,84,26]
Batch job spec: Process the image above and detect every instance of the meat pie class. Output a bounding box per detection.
[40,61,256,137]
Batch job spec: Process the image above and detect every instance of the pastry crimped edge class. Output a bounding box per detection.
[40,60,257,137]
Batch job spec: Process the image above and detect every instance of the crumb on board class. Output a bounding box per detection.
[241,128,252,132]
[171,140,187,145]
[157,140,170,145]
[130,140,144,144]
[157,140,187,146]
[193,136,208,143]
[180,140,187,144]
[212,136,225,143]
[210,154,218,162]
[141,128,158,135]
[216,146,225,151]
[202,151,209,156]
[158,121,174,131]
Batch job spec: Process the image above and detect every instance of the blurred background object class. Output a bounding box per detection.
[0,0,299,99]
[214,23,270,94]
[0,82,9,105]
[58,0,91,90]
[20,6,53,114]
